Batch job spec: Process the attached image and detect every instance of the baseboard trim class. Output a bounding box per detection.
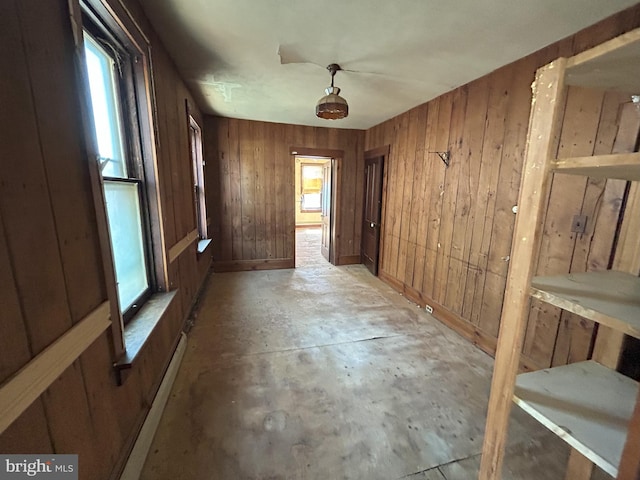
[378,269,403,291]
[338,254,361,265]
[119,332,188,480]
[377,269,541,372]
[213,258,295,272]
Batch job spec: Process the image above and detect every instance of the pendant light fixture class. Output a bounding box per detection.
[316,64,348,120]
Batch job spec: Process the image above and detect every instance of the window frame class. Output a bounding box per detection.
[79,1,167,329]
[187,112,208,241]
[300,163,323,213]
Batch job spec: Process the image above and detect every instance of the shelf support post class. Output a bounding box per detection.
[617,389,640,480]
[565,450,594,480]
[478,58,567,480]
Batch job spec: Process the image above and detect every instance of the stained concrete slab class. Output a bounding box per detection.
[140,230,600,480]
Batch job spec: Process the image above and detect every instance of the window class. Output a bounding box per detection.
[188,114,207,240]
[300,164,323,212]
[82,15,153,322]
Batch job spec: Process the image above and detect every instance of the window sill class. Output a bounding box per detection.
[197,238,212,254]
[113,290,177,385]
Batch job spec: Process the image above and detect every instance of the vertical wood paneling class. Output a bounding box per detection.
[0,214,31,384]
[172,81,189,241]
[467,70,510,327]
[335,130,348,256]
[405,105,429,288]
[364,6,640,365]
[253,122,267,259]
[353,130,365,256]
[274,123,287,259]
[1,0,73,356]
[379,122,395,274]
[0,402,53,454]
[206,118,365,267]
[264,126,276,259]
[348,129,364,256]
[399,108,419,285]
[153,47,179,250]
[446,78,489,316]
[227,119,243,260]
[208,116,229,259]
[384,116,403,276]
[376,123,390,273]
[422,96,449,298]
[240,121,256,258]
[394,113,411,281]
[434,86,468,306]
[407,104,430,290]
[1,1,212,479]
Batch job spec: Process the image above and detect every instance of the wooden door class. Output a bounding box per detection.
[361,156,384,275]
[320,162,331,261]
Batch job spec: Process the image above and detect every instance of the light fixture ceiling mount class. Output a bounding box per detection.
[316,63,349,120]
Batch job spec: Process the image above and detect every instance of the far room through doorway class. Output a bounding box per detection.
[294,155,331,267]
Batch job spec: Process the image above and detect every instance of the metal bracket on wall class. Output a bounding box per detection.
[571,214,588,234]
[430,151,450,167]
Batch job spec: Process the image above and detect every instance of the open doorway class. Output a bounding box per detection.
[294,156,332,267]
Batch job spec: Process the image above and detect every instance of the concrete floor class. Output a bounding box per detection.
[140,228,610,479]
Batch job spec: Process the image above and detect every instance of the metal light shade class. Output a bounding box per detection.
[316,86,349,119]
[316,64,349,120]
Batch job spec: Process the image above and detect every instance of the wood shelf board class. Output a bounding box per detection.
[566,28,640,92]
[530,271,640,340]
[552,152,640,181]
[514,361,639,477]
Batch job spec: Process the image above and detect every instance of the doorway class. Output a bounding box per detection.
[290,147,343,267]
[294,155,332,267]
[361,147,388,276]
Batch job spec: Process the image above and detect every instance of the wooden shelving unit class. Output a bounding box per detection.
[553,152,640,180]
[514,361,638,477]
[478,27,640,480]
[530,271,640,339]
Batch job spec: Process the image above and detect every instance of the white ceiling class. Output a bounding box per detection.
[138,0,638,130]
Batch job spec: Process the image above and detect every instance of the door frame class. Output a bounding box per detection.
[363,145,390,274]
[290,147,343,265]
[320,160,332,262]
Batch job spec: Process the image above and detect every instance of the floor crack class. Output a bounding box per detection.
[395,451,481,479]
[227,333,413,359]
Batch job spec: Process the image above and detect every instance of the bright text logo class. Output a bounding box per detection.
[0,455,77,480]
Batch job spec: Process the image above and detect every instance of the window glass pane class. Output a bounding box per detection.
[84,34,127,178]
[104,181,149,311]
[302,193,321,211]
[301,165,323,194]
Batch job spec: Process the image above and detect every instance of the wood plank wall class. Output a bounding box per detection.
[0,1,210,479]
[204,117,366,269]
[365,5,640,370]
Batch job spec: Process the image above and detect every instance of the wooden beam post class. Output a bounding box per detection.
[617,389,640,480]
[565,450,595,480]
[478,59,567,480]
